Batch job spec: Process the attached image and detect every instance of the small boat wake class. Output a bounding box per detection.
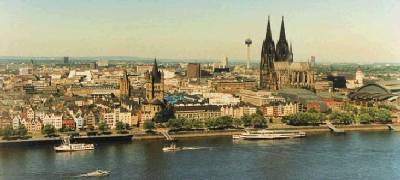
[181,147,210,150]
[75,170,110,178]
[162,143,212,152]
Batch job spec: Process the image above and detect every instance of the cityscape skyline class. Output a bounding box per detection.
[0,0,399,63]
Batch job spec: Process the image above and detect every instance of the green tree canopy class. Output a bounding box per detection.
[358,113,373,124]
[98,121,109,132]
[143,121,155,131]
[17,124,28,137]
[2,125,14,139]
[241,115,252,127]
[167,118,185,130]
[42,124,56,137]
[154,105,175,123]
[115,121,126,132]
[233,118,242,128]
[329,111,353,125]
[251,113,268,128]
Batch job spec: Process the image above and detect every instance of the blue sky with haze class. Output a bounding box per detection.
[0,0,399,63]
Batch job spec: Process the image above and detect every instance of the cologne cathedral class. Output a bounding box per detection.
[260,16,314,91]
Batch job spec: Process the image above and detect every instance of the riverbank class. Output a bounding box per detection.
[0,124,398,145]
[133,124,399,140]
[0,134,133,147]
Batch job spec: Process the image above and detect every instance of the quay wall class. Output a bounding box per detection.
[133,124,398,140]
[0,134,133,147]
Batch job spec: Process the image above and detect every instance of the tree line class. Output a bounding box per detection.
[283,106,392,126]
[164,113,268,132]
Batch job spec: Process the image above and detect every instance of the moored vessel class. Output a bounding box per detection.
[54,136,95,152]
[233,130,306,140]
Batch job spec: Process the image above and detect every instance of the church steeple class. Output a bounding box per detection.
[260,16,277,90]
[275,16,290,62]
[151,58,162,83]
[152,58,158,73]
[279,16,287,42]
[266,16,273,40]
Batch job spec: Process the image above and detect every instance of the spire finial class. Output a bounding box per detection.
[279,16,287,41]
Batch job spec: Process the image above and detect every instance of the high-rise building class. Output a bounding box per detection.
[310,56,316,67]
[260,16,314,90]
[187,63,201,78]
[64,57,69,64]
[355,66,364,85]
[145,59,164,101]
[221,56,228,68]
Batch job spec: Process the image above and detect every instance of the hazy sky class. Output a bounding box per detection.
[0,0,399,63]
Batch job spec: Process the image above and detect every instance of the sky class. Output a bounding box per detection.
[0,0,399,63]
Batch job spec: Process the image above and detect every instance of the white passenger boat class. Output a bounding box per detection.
[233,130,306,140]
[54,136,95,152]
[79,170,110,177]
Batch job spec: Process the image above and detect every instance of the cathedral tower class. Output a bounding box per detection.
[275,16,293,62]
[260,16,278,90]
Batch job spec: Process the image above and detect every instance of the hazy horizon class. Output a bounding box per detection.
[1,0,399,63]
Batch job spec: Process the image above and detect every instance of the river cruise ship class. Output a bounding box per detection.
[233,130,306,140]
[54,136,95,152]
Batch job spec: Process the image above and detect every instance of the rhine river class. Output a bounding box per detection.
[1,131,400,180]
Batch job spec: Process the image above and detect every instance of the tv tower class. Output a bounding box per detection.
[245,38,252,69]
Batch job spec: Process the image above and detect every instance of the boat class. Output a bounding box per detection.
[233,129,306,140]
[54,136,95,152]
[79,170,110,177]
[162,143,182,152]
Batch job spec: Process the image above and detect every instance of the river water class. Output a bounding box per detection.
[1,131,400,180]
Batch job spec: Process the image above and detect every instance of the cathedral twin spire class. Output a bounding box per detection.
[262,16,293,63]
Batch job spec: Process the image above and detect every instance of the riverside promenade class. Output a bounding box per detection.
[1,124,398,145]
[0,134,133,147]
[133,124,400,140]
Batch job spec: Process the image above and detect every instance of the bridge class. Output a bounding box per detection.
[326,122,345,133]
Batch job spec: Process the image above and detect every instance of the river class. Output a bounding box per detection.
[1,131,400,180]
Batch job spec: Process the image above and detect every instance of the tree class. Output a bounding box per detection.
[167,118,184,130]
[115,121,126,133]
[206,116,233,130]
[205,118,218,129]
[329,112,353,125]
[191,119,204,129]
[358,113,373,124]
[143,121,155,132]
[42,124,56,137]
[2,126,14,139]
[284,111,325,126]
[251,114,267,128]
[218,116,233,129]
[307,108,318,113]
[182,118,194,130]
[374,108,391,123]
[154,105,175,123]
[98,121,108,132]
[233,118,242,128]
[241,115,252,127]
[17,124,28,137]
